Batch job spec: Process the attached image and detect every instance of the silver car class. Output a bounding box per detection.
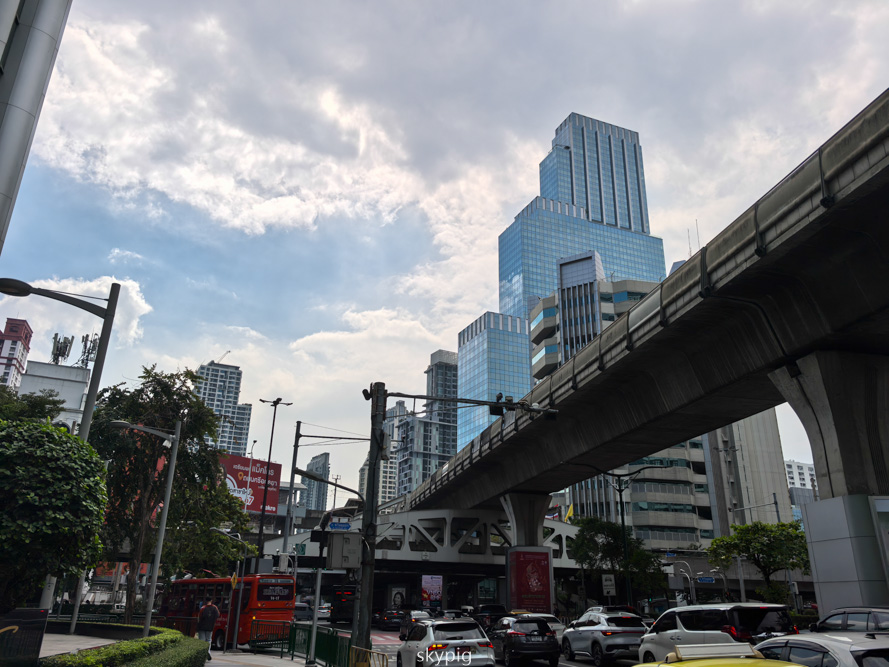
[756,631,889,667]
[562,611,647,666]
[397,619,494,667]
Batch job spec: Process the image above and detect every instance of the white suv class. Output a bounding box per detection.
[397,619,494,667]
[639,603,795,663]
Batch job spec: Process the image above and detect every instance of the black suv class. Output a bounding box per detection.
[399,610,433,639]
[489,615,559,667]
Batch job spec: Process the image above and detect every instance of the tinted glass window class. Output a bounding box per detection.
[788,646,825,667]
[652,613,677,633]
[860,650,889,667]
[514,620,551,634]
[822,654,838,667]
[413,612,431,620]
[871,613,889,631]
[847,613,868,631]
[606,616,646,628]
[408,625,427,641]
[759,645,785,660]
[820,614,844,631]
[679,611,702,630]
[732,608,792,634]
[434,623,485,640]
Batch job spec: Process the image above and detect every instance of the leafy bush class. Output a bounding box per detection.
[126,637,207,667]
[40,627,183,667]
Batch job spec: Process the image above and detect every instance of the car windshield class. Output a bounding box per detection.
[606,615,646,628]
[413,612,431,619]
[514,620,551,634]
[434,623,485,640]
[733,607,792,634]
[858,650,889,667]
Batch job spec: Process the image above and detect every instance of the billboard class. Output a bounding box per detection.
[421,575,442,609]
[221,453,282,514]
[507,547,553,613]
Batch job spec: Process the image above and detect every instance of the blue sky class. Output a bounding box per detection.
[1,0,888,500]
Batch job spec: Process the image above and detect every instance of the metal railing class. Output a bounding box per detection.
[250,619,290,658]
[350,646,389,667]
[288,622,352,666]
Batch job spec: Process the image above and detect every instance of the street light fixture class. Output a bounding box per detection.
[211,528,248,653]
[110,419,182,638]
[0,278,120,621]
[256,397,292,567]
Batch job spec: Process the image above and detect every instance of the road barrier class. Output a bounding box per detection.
[350,646,389,667]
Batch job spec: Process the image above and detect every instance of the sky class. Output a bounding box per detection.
[1,1,888,504]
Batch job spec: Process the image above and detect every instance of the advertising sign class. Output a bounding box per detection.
[421,575,443,609]
[221,453,282,514]
[0,608,49,666]
[390,586,407,609]
[507,547,553,613]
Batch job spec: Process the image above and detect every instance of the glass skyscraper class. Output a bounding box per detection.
[457,313,531,450]
[195,360,253,455]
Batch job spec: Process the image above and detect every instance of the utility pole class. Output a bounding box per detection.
[331,474,341,510]
[281,421,302,558]
[356,382,386,650]
[257,397,292,570]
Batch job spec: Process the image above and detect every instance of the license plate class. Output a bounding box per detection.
[455,647,474,655]
[528,637,544,642]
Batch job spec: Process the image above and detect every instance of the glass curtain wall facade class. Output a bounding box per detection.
[301,452,330,511]
[457,312,531,450]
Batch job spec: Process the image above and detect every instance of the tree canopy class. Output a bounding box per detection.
[0,385,65,422]
[568,516,666,603]
[708,521,810,587]
[90,366,250,622]
[0,419,106,614]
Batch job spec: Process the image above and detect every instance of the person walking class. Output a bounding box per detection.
[197,598,220,659]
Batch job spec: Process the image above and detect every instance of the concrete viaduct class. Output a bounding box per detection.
[400,89,889,610]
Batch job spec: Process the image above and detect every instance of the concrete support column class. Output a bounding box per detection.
[768,351,889,499]
[501,492,552,547]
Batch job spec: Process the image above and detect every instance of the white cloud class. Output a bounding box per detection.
[108,248,146,265]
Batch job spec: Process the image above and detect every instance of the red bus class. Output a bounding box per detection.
[158,574,296,648]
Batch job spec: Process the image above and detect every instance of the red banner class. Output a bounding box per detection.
[221,454,282,514]
[508,548,553,613]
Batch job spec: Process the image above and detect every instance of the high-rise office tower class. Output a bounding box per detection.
[0,318,32,388]
[457,313,531,450]
[301,452,330,511]
[395,351,460,495]
[195,360,253,455]
[457,114,665,450]
[359,399,409,505]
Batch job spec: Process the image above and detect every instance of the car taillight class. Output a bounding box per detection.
[546,631,555,636]
[603,631,614,636]
[721,625,752,642]
[507,630,526,636]
[427,644,448,652]
[478,642,493,649]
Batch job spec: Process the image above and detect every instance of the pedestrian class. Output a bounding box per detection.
[197,598,220,660]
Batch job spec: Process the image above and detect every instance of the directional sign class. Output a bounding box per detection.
[697,576,716,584]
[602,574,617,597]
[329,522,351,530]
[665,552,676,557]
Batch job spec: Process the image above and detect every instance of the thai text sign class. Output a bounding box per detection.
[508,548,552,613]
[221,453,282,513]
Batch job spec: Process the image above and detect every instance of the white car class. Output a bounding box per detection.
[756,631,889,667]
[317,604,331,620]
[535,614,567,642]
[562,611,646,665]
[639,603,794,663]
[397,618,494,667]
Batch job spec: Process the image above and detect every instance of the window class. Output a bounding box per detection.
[788,646,826,667]
[651,612,677,633]
[759,644,786,661]
[819,614,844,631]
[846,613,868,631]
[870,612,889,631]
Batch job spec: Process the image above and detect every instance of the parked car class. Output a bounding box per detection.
[756,631,889,667]
[809,607,889,633]
[293,603,313,621]
[561,611,646,666]
[639,603,796,663]
[380,609,406,630]
[488,614,560,667]
[399,610,433,639]
[396,618,494,667]
[316,604,331,620]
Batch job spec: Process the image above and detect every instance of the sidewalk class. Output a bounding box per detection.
[39,633,307,665]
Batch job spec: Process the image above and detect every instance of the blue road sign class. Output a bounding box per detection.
[665,552,676,557]
[329,522,351,530]
[697,576,716,584]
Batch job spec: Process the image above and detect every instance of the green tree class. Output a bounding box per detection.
[708,521,809,600]
[0,419,106,614]
[0,385,65,422]
[568,516,666,605]
[89,366,249,623]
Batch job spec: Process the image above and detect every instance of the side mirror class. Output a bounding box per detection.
[399,634,406,641]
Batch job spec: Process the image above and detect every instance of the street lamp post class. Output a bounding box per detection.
[710,569,728,599]
[294,467,366,667]
[211,529,249,653]
[0,278,120,623]
[256,398,292,569]
[672,561,696,604]
[110,419,181,638]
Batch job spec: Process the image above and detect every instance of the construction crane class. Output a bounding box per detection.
[216,350,231,364]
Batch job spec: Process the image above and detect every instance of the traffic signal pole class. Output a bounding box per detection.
[355,382,386,650]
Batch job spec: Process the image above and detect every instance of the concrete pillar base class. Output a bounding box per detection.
[801,495,889,611]
[501,493,552,547]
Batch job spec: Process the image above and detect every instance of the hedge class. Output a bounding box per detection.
[40,626,190,667]
[125,637,207,667]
